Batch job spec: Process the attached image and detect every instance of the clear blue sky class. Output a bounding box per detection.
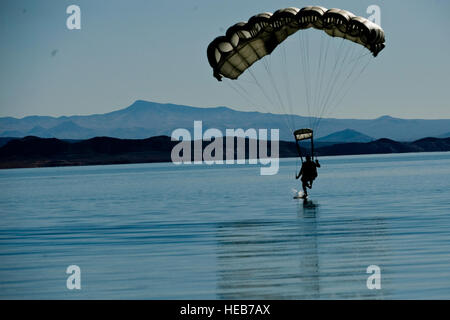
[0,0,449,119]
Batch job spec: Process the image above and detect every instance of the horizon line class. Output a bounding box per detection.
[1,99,449,121]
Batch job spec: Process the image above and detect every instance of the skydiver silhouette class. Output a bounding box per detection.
[296,155,320,198]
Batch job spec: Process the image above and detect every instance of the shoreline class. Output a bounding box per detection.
[1,135,449,170]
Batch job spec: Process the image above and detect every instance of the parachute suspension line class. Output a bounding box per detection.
[226,38,293,134]
[232,79,253,97]
[222,48,280,121]
[323,55,372,124]
[294,32,375,145]
[261,56,295,134]
[224,79,269,117]
[231,68,279,117]
[337,56,372,106]
[347,47,372,64]
[297,31,319,161]
[304,31,314,130]
[262,57,287,118]
[312,33,326,119]
[314,45,352,130]
[312,33,331,133]
[314,38,354,131]
[313,38,346,131]
[298,32,313,131]
[247,67,276,106]
[316,41,356,127]
[297,31,322,162]
[314,48,372,130]
[329,46,371,114]
[331,47,370,106]
[246,63,294,134]
[225,80,262,114]
[225,80,246,101]
[226,76,293,137]
[281,44,295,131]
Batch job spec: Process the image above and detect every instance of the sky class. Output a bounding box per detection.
[0,0,449,119]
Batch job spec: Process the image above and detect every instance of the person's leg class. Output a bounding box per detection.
[302,181,308,196]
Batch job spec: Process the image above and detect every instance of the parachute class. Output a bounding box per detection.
[207,6,385,81]
[207,6,385,161]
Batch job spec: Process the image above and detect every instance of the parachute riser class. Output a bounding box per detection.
[295,139,304,163]
[293,128,315,163]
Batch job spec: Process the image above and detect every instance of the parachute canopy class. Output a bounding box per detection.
[207,6,385,81]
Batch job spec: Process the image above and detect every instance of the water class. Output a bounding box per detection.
[0,152,450,299]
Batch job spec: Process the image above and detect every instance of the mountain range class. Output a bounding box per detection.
[1,100,449,141]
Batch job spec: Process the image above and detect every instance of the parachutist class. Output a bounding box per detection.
[296,155,320,197]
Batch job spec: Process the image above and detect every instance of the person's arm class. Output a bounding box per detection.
[315,159,321,168]
[296,167,303,179]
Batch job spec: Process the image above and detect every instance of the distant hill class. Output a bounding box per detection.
[1,135,449,169]
[317,129,374,143]
[0,136,177,169]
[439,132,450,138]
[0,137,16,148]
[1,100,450,141]
[315,137,450,156]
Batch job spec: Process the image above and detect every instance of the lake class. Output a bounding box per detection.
[1,152,450,299]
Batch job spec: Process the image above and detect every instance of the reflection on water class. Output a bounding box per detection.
[216,202,391,299]
[296,201,320,299]
[300,199,319,213]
